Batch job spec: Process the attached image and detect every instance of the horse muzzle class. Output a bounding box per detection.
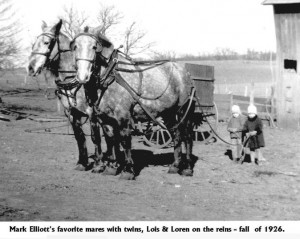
[76,72,91,84]
[27,63,42,77]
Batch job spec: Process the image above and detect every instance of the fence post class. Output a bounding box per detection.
[57,98,62,114]
[244,85,248,97]
[229,93,233,111]
[250,81,254,105]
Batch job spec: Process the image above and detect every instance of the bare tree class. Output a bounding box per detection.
[96,4,123,35]
[59,4,89,38]
[0,0,21,72]
[123,21,155,56]
[58,3,154,57]
[152,50,177,60]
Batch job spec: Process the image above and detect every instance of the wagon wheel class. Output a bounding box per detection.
[140,121,173,149]
[194,102,218,144]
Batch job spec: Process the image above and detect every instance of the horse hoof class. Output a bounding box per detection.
[181,169,193,177]
[103,167,118,176]
[168,166,179,174]
[85,162,95,171]
[74,164,86,171]
[119,172,135,180]
[91,165,106,174]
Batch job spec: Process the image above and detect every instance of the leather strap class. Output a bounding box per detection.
[114,72,168,130]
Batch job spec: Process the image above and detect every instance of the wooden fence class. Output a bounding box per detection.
[215,93,276,127]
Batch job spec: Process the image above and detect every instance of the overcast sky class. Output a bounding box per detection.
[14,0,276,56]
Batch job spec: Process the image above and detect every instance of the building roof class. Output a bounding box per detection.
[263,0,300,5]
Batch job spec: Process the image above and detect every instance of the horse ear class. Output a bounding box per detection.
[97,33,114,59]
[70,40,75,51]
[41,21,47,31]
[50,19,63,35]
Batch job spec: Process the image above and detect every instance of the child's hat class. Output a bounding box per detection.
[247,104,257,114]
[231,105,241,114]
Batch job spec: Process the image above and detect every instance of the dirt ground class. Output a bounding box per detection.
[0,88,300,221]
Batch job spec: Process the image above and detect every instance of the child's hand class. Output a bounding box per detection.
[227,128,234,132]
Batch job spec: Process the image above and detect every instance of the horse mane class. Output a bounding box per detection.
[59,31,71,43]
[57,31,73,52]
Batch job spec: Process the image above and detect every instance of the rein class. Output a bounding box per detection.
[114,72,168,130]
[116,51,172,73]
[113,71,196,134]
[98,50,172,100]
[116,60,170,73]
[71,33,193,132]
[92,49,194,133]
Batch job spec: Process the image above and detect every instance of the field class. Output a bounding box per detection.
[1,61,300,221]
[191,60,276,97]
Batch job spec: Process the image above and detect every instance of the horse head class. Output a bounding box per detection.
[71,26,114,84]
[27,19,63,76]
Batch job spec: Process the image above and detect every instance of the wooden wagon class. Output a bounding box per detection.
[135,63,218,149]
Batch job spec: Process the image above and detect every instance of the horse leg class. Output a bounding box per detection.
[101,125,121,176]
[70,110,90,171]
[181,118,194,176]
[119,123,135,180]
[89,114,105,173]
[168,127,182,174]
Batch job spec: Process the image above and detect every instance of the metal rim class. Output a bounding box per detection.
[141,122,173,149]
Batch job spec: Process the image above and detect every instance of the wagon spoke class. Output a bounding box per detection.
[149,131,154,142]
[161,130,166,144]
[200,131,206,141]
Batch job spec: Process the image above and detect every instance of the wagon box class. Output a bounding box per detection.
[185,63,215,108]
[185,63,218,143]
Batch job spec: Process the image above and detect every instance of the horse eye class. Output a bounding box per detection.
[44,41,50,45]
[92,46,97,50]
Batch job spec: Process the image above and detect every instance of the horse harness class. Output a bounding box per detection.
[68,33,180,122]
[42,32,195,131]
[93,49,196,132]
[34,32,89,116]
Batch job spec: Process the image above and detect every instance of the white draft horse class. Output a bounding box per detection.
[70,26,196,179]
[27,20,107,171]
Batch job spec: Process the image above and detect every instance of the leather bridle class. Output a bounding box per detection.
[31,32,57,57]
[71,33,103,64]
